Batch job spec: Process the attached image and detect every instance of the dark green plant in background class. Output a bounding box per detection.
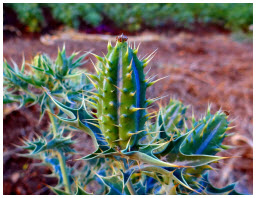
[5,3,45,32]
[3,35,245,195]
[4,3,253,33]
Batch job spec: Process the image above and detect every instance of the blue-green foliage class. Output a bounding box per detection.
[3,39,245,195]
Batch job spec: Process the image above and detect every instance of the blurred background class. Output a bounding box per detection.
[3,3,253,195]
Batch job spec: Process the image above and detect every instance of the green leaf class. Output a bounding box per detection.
[154,130,227,167]
[181,111,229,155]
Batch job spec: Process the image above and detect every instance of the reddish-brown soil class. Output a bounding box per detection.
[3,30,253,194]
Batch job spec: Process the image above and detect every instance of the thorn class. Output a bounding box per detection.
[86,91,103,99]
[84,73,99,90]
[112,138,123,142]
[125,45,129,57]
[147,115,158,120]
[86,73,99,82]
[127,58,133,71]
[103,76,113,83]
[21,54,26,73]
[84,120,100,129]
[184,120,188,131]
[214,148,223,152]
[144,61,152,72]
[90,52,104,62]
[191,108,196,124]
[226,126,236,131]
[126,70,133,79]
[89,58,101,75]
[107,40,112,50]
[128,41,131,49]
[125,136,132,149]
[142,48,158,63]
[121,114,128,118]
[133,42,141,54]
[101,61,111,73]
[140,53,149,61]
[146,74,158,83]
[128,130,145,136]
[111,123,122,128]
[220,144,232,150]
[103,114,115,121]
[145,95,168,106]
[200,121,210,138]
[145,111,157,117]
[90,112,97,116]
[130,106,146,112]
[82,118,100,122]
[102,56,112,72]
[129,91,136,97]
[83,98,97,107]
[109,101,114,106]
[146,76,168,88]
[207,103,212,115]
[87,95,98,103]
[113,84,123,93]
[143,54,156,68]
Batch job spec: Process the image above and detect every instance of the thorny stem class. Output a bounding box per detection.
[47,109,71,194]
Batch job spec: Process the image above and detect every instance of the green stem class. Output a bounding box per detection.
[47,109,71,194]
[57,151,72,194]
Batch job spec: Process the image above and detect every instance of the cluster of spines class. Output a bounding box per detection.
[181,106,233,155]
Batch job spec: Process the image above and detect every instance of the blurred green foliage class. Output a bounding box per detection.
[6,3,45,32]
[4,3,253,33]
[48,3,103,29]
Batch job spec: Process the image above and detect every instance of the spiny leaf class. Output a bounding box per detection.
[181,112,229,155]
[154,131,228,167]
[96,174,131,195]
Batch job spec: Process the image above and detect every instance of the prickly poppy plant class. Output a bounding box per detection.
[3,35,243,195]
